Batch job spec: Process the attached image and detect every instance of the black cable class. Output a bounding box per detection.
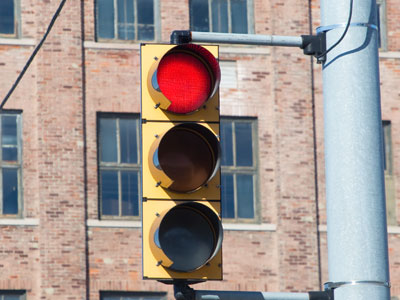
[0,0,67,110]
[317,0,354,60]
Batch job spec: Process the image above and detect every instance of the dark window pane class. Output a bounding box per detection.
[121,171,139,216]
[117,0,135,40]
[138,0,154,25]
[190,0,210,32]
[4,296,21,300]
[137,0,154,40]
[231,0,248,33]
[101,171,119,216]
[97,0,115,39]
[237,174,254,218]
[220,121,233,166]
[3,168,18,214]
[120,118,138,164]
[0,0,15,34]
[3,147,18,161]
[212,0,228,33]
[235,122,253,166]
[2,115,17,145]
[100,118,118,162]
[221,173,234,218]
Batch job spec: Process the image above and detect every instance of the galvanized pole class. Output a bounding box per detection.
[320,0,390,299]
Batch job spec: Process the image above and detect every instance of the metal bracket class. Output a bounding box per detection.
[301,33,327,64]
[173,281,195,300]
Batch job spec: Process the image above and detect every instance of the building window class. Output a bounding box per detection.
[0,290,26,300]
[98,114,141,219]
[0,0,17,37]
[376,0,387,50]
[220,117,258,221]
[190,0,253,34]
[0,113,22,217]
[100,291,167,300]
[95,0,158,41]
[383,120,395,225]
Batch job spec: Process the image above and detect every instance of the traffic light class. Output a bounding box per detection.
[141,43,222,281]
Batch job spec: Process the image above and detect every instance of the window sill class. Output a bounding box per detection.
[84,41,140,50]
[0,218,39,226]
[379,51,400,59]
[222,222,276,231]
[0,38,35,46]
[87,219,141,228]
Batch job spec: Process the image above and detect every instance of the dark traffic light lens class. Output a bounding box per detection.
[158,202,222,272]
[156,123,220,193]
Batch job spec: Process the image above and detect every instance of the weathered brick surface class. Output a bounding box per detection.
[0,0,399,299]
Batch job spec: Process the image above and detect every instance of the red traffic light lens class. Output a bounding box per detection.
[154,44,220,114]
[157,52,212,114]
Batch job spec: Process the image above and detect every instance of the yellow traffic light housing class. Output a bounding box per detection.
[141,43,222,281]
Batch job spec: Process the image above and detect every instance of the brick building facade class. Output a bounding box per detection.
[0,0,399,299]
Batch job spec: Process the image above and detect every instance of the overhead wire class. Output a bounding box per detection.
[0,0,67,110]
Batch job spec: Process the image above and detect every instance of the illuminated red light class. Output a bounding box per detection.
[157,52,212,114]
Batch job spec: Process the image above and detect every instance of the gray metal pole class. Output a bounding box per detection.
[190,31,303,47]
[195,291,309,300]
[320,0,390,299]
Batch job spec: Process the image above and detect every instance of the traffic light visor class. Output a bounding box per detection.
[149,44,221,114]
[149,123,220,193]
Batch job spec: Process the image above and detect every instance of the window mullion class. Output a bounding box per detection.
[118,170,122,217]
[134,0,138,40]
[114,0,118,39]
[208,0,213,32]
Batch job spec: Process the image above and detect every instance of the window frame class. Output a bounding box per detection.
[0,0,20,38]
[0,111,23,218]
[97,113,141,220]
[189,0,254,34]
[100,291,167,300]
[376,0,387,51]
[220,116,259,223]
[383,120,395,225]
[94,0,160,43]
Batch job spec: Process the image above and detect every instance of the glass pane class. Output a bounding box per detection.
[138,24,154,41]
[3,168,18,214]
[221,173,234,218]
[4,295,21,300]
[137,0,154,24]
[212,0,228,33]
[231,0,248,33]
[121,171,139,216]
[0,0,15,34]
[120,118,138,164]
[237,174,254,218]
[3,147,18,161]
[190,0,210,32]
[97,0,115,39]
[101,170,119,216]
[117,0,135,40]
[2,115,17,145]
[220,121,233,166]
[235,122,253,166]
[100,118,118,162]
